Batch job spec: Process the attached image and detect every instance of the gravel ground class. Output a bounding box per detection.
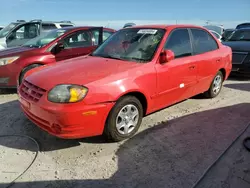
[0,76,249,188]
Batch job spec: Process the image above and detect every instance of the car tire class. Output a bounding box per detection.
[104,96,143,142]
[19,64,42,85]
[204,71,224,98]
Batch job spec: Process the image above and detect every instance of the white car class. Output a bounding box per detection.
[0,20,75,50]
[209,30,222,42]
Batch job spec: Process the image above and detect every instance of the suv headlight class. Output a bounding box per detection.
[0,56,19,66]
[48,84,88,103]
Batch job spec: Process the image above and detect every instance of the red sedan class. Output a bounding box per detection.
[18,25,232,141]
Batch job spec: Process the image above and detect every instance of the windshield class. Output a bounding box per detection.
[91,28,165,63]
[227,29,250,41]
[222,30,234,40]
[23,29,67,48]
[0,23,19,38]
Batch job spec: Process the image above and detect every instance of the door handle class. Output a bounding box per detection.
[189,65,196,69]
[216,59,221,62]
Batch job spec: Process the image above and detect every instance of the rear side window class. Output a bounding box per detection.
[60,24,74,28]
[42,23,57,30]
[164,28,192,58]
[191,29,218,55]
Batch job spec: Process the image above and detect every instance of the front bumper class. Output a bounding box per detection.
[18,94,115,139]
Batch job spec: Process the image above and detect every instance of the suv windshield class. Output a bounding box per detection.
[23,29,67,48]
[91,28,165,63]
[0,23,19,38]
[227,29,250,41]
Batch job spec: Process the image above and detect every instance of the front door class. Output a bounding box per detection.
[6,22,40,48]
[55,27,103,62]
[154,28,197,110]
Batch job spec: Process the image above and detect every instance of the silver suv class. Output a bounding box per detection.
[0,20,75,50]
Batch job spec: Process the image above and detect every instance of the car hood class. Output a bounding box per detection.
[0,46,33,57]
[26,55,142,90]
[222,41,250,52]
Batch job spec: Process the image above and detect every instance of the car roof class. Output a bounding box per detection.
[125,24,207,30]
[235,28,250,31]
[54,26,116,32]
[11,21,74,25]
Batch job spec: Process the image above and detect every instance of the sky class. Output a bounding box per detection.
[0,0,249,29]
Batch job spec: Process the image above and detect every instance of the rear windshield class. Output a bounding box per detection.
[60,24,74,28]
[236,24,250,29]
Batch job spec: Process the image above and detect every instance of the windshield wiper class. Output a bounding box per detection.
[96,54,124,60]
[123,57,148,63]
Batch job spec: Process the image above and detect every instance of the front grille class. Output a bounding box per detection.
[232,52,248,64]
[20,80,46,102]
[243,54,250,64]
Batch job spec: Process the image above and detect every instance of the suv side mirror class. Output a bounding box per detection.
[159,49,175,64]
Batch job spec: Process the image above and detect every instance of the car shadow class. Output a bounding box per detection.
[0,88,17,95]
[0,103,250,188]
[224,83,250,92]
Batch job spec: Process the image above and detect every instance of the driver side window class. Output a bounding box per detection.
[61,30,94,48]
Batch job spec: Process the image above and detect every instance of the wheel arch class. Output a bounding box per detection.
[218,68,226,80]
[115,90,148,116]
[18,62,45,85]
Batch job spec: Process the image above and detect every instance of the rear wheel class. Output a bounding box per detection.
[19,64,42,85]
[104,96,143,142]
[204,71,224,98]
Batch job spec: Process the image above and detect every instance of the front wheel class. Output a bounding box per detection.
[104,96,143,142]
[204,71,224,98]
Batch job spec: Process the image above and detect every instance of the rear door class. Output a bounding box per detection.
[6,22,40,47]
[189,28,221,94]
[55,27,103,61]
[155,28,197,109]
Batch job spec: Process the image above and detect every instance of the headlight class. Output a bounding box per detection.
[0,56,19,66]
[48,84,88,103]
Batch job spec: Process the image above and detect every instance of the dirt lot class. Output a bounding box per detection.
[0,76,250,188]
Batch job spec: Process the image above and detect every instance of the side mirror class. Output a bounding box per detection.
[159,49,175,64]
[52,42,64,54]
[57,42,65,51]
